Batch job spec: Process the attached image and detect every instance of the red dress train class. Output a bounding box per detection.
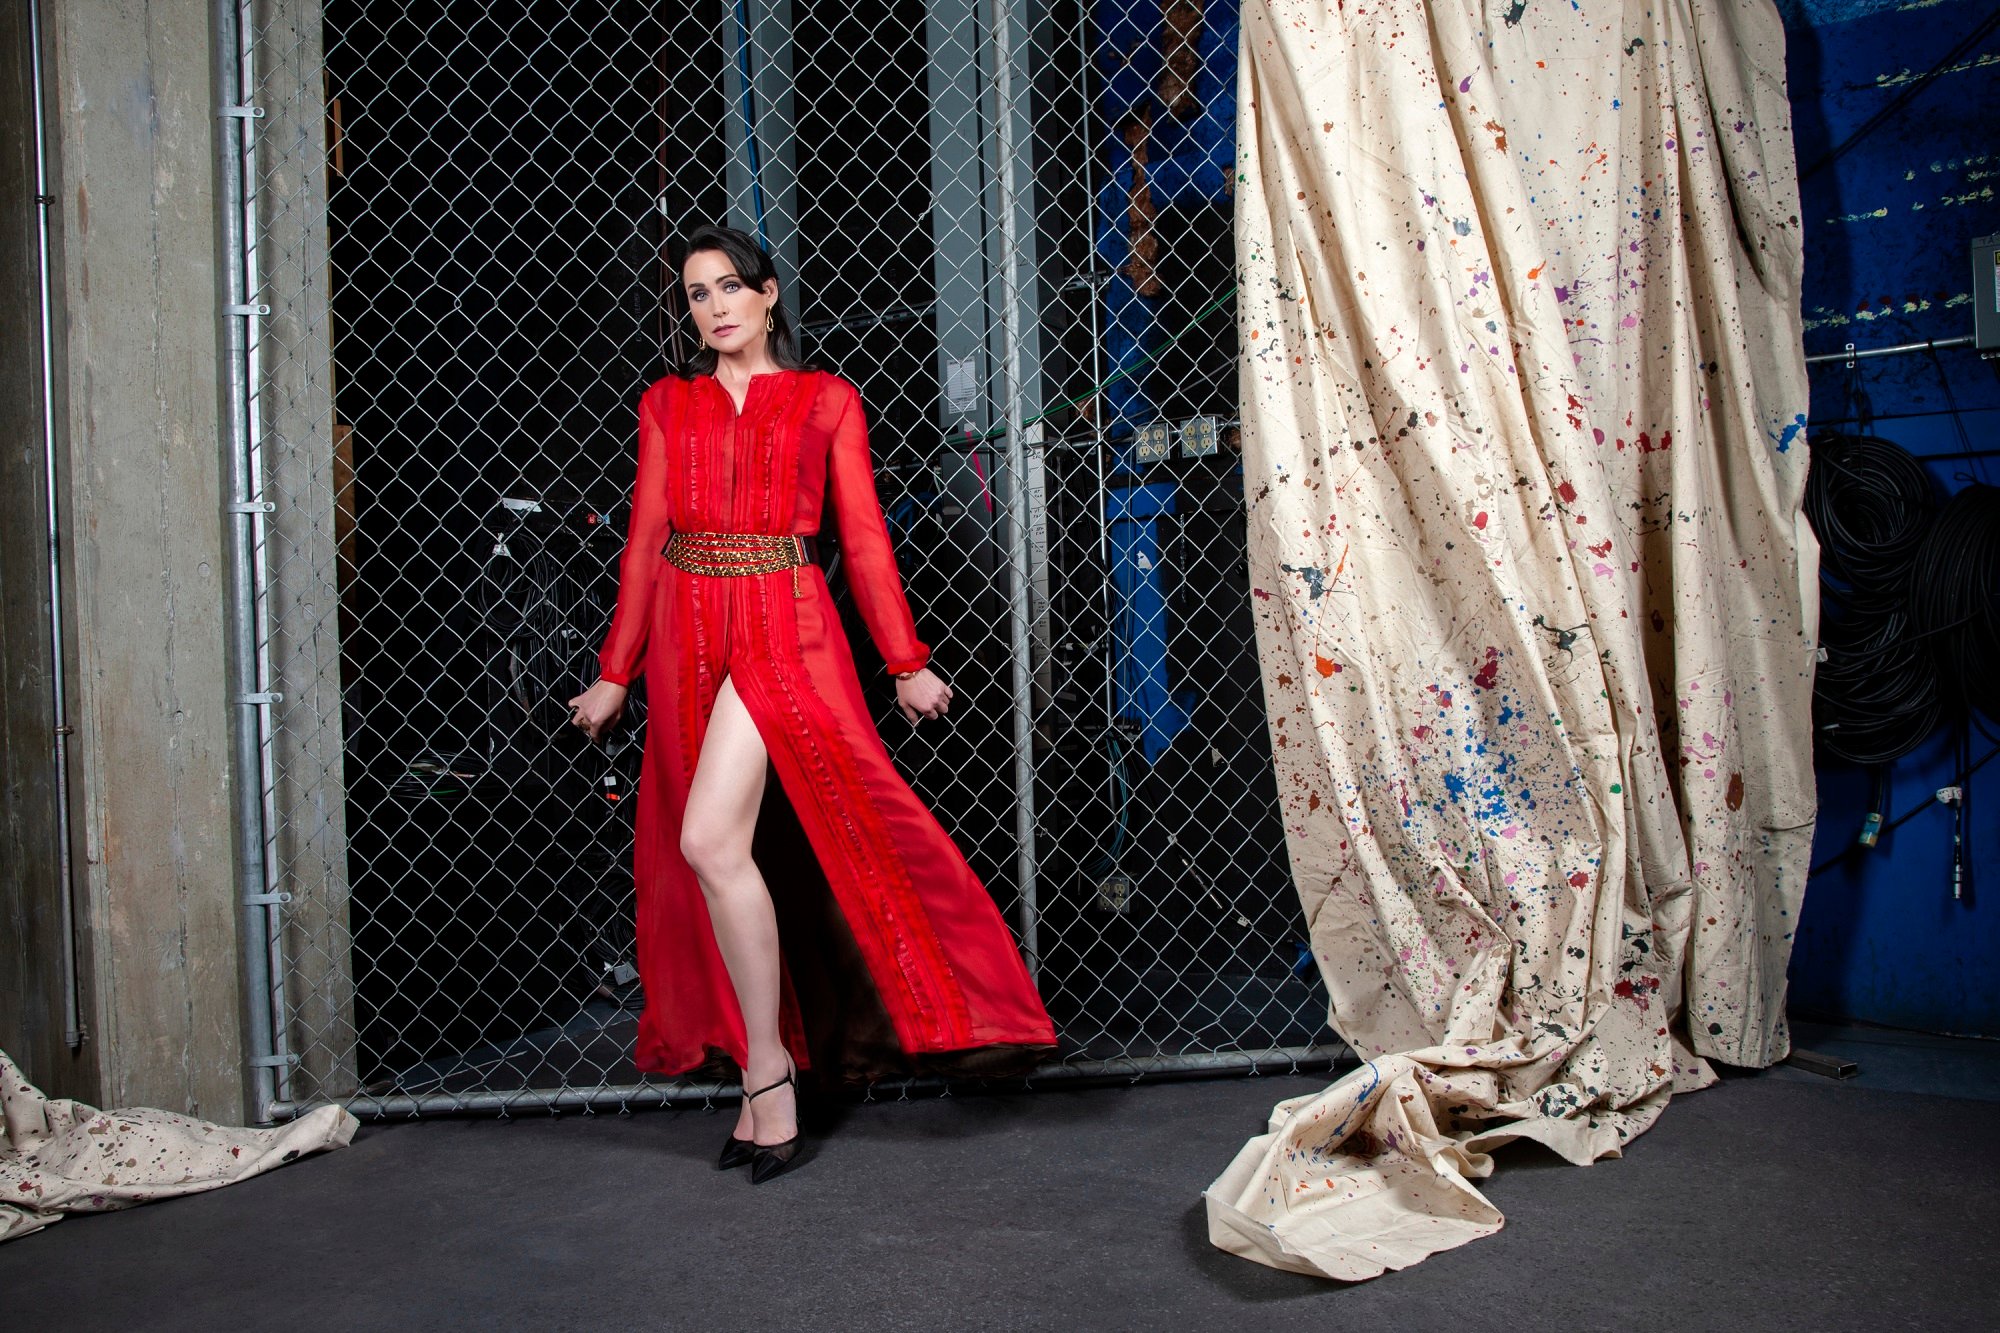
[597,366,1057,1081]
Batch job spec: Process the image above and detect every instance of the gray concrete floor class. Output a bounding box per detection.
[6,1027,1997,1332]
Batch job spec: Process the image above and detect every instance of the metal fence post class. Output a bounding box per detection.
[214,0,281,1124]
[989,0,1042,977]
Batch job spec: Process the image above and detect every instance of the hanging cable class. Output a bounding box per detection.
[1806,430,1937,616]
[1805,430,1946,765]
[1808,740,1998,878]
[1908,483,2000,724]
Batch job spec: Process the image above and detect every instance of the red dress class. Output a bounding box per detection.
[597,366,1057,1080]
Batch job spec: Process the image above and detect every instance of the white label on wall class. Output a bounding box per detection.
[945,356,979,414]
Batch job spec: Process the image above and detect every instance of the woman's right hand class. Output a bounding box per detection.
[566,678,629,743]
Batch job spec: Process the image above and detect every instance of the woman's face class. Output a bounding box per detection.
[682,248,778,357]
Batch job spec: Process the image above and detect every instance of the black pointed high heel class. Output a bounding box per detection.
[717,1130,757,1171]
[743,1055,805,1184]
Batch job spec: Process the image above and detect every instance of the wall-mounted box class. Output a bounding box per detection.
[1975,233,2000,355]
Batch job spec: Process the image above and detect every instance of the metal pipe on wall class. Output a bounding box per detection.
[213,0,281,1123]
[1803,334,1975,367]
[27,0,82,1052]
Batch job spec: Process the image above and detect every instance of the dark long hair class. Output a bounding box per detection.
[664,223,813,377]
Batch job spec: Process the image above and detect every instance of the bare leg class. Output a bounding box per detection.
[681,674,797,1147]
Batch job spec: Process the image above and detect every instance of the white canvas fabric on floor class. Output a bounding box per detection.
[1208,0,1815,1279]
[0,1050,357,1243]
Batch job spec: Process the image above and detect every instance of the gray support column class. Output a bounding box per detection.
[926,0,1050,676]
[39,0,246,1119]
[925,0,993,441]
[923,0,1009,612]
[720,1,800,302]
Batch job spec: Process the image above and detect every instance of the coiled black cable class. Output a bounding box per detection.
[1803,362,1998,887]
[1805,430,1944,765]
[1806,430,1939,617]
[1908,483,2000,724]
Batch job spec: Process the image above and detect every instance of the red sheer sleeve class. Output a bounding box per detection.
[596,385,672,686]
[828,382,931,675]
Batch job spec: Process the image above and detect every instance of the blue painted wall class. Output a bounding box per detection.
[1780,0,2000,1036]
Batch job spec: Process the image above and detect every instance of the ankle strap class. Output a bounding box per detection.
[745,1069,794,1102]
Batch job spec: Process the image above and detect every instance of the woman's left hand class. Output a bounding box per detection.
[894,667,954,725]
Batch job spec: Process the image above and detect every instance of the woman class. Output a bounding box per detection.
[567,224,1057,1183]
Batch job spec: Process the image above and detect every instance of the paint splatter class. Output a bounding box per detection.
[1770,413,1806,453]
[1283,562,1329,599]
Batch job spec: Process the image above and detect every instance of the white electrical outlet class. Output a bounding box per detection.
[1135,420,1174,463]
[1096,872,1133,914]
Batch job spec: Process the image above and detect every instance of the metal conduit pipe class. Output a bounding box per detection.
[988,0,1041,976]
[27,0,82,1052]
[212,0,281,1123]
[1803,334,1975,367]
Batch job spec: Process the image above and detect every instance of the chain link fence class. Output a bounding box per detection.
[222,0,1340,1120]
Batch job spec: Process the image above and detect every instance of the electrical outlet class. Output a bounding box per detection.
[1134,420,1174,463]
[1096,872,1133,914]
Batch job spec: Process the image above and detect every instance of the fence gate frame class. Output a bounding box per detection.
[216,0,1342,1124]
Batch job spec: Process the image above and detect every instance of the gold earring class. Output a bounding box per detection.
[765,309,775,334]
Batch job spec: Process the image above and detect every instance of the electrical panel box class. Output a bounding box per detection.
[1975,233,2000,355]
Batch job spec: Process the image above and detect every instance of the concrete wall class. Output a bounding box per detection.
[0,0,250,1120]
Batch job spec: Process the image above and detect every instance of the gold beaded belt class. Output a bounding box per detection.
[663,531,818,594]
